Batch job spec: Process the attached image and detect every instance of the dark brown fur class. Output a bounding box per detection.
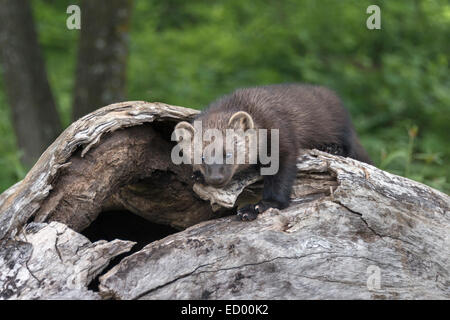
[182,84,372,220]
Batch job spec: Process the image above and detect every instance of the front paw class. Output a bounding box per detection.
[254,200,282,213]
[237,204,259,221]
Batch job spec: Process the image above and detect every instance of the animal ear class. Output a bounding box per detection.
[174,121,195,141]
[228,111,254,130]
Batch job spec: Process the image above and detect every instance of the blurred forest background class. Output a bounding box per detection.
[0,0,448,193]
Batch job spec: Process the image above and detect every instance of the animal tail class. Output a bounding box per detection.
[349,131,373,165]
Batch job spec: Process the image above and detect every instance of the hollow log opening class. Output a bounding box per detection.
[25,116,235,286]
[13,111,237,294]
[31,121,229,232]
[82,210,179,291]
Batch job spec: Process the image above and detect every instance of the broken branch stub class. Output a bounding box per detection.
[0,101,449,299]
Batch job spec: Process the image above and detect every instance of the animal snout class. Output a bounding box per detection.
[207,174,227,186]
[204,164,231,187]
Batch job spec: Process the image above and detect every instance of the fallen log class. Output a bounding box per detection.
[0,101,448,299]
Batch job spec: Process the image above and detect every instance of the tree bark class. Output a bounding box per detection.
[72,0,133,120]
[0,0,61,166]
[0,102,448,299]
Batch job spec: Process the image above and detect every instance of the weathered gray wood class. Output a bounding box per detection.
[98,150,450,299]
[0,102,448,300]
[1,221,134,299]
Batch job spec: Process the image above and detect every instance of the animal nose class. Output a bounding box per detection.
[209,175,225,186]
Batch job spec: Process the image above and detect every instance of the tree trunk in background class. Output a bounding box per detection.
[72,0,133,121]
[0,0,61,167]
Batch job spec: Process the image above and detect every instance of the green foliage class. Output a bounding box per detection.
[0,86,27,191]
[0,0,449,193]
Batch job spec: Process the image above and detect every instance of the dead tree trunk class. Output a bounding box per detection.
[0,101,448,299]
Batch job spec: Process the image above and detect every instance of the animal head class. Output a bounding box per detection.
[173,111,257,187]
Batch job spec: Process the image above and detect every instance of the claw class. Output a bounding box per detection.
[237,204,259,221]
[236,200,283,221]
